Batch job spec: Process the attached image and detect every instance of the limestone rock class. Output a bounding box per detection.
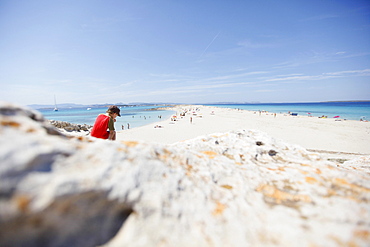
[0,102,369,247]
[49,120,92,133]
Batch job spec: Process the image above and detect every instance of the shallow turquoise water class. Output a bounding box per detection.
[39,105,175,129]
[206,102,370,121]
[37,102,370,130]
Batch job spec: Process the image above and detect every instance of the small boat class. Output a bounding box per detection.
[53,95,58,111]
[87,108,91,110]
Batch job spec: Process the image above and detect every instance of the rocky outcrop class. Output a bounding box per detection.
[49,120,92,133]
[0,101,369,247]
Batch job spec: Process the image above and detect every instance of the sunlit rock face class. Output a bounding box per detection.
[0,102,369,247]
[49,120,92,132]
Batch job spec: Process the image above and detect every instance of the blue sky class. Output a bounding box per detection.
[1,0,369,105]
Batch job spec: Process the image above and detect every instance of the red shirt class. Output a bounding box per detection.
[91,114,113,139]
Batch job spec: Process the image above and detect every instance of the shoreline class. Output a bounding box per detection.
[116,105,370,161]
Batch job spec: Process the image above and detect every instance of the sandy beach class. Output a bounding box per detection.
[117,105,370,161]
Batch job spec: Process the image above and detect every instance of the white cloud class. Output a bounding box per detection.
[265,69,370,82]
[272,51,356,69]
[324,69,370,76]
[265,75,326,82]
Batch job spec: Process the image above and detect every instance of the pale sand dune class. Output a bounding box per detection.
[117,105,370,160]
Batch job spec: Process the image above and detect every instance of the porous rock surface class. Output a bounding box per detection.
[0,102,369,247]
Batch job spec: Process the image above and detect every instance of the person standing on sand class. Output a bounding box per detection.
[91,105,121,141]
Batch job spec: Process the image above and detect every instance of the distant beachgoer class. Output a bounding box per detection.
[122,125,124,130]
[360,117,367,122]
[127,123,130,129]
[91,105,121,141]
[190,117,193,124]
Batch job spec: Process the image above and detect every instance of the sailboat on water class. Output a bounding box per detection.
[54,95,59,111]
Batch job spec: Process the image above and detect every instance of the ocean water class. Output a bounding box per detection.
[206,102,370,121]
[37,102,370,130]
[39,105,176,129]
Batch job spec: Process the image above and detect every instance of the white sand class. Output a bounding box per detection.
[117,105,370,160]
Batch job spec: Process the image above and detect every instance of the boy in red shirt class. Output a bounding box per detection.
[91,105,121,140]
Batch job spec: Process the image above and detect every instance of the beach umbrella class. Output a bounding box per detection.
[333,116,340,118]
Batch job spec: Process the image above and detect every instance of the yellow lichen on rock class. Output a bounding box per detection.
[221,185,233,190]
[305,177,318,184]
[13,195,31,213]
[1,120,20,128]
[201,151,218,159]
[122,141,139,147]
[256,184,312,207]
[212,202,226,216]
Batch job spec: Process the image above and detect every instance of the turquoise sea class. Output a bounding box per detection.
[39,105,176,129]
[38,102,370,129]
[206,102,370,121]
